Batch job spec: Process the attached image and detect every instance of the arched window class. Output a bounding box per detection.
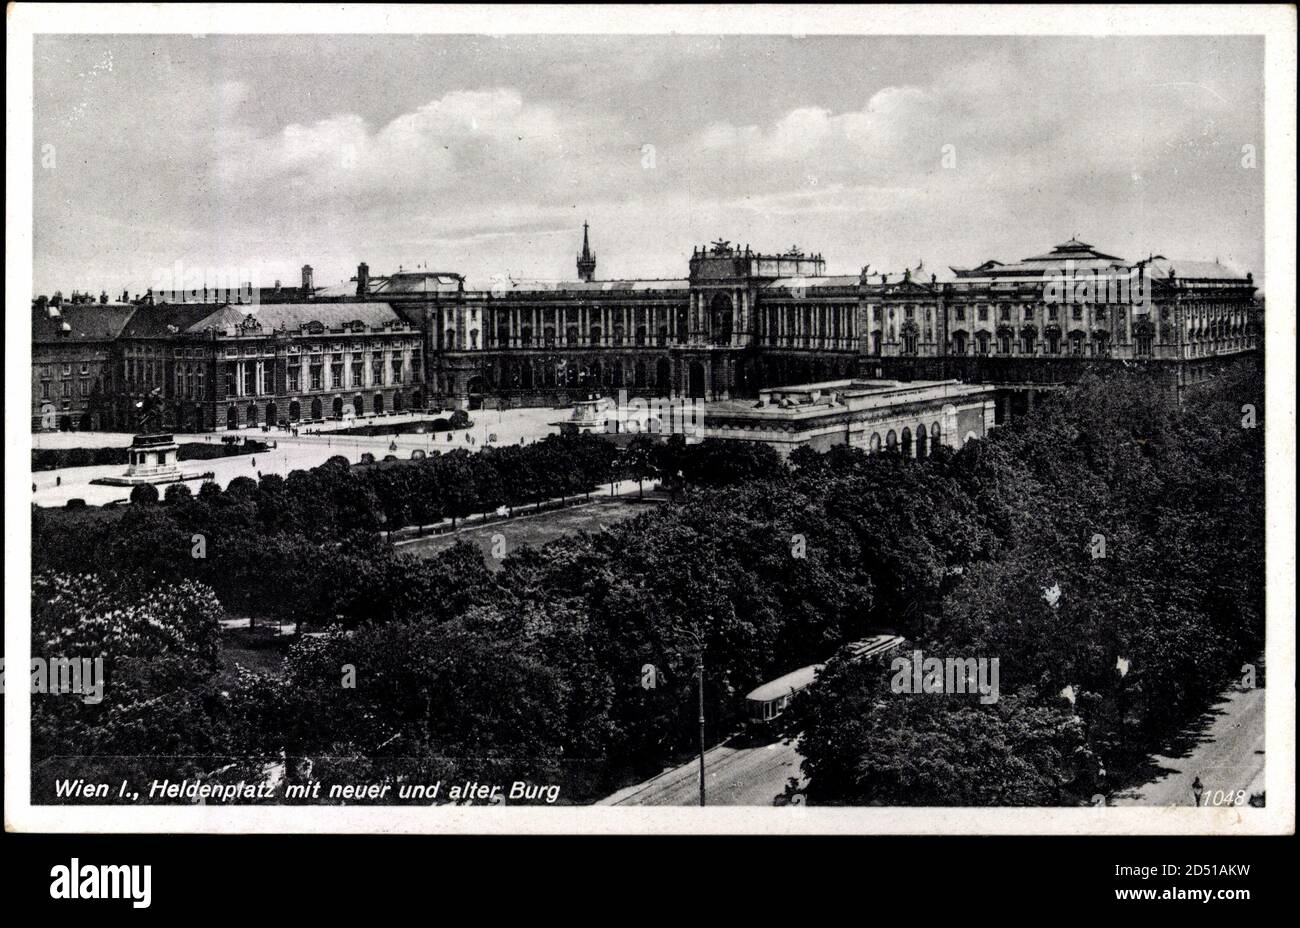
[869,432,882,453]
[710,293,734,345]
[901,427,913,457]
[916,424,928,459]
[885,429,898,451]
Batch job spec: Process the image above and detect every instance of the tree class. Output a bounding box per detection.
[621,435,658,498]
[31,571,225,799]
[129,482,159,505]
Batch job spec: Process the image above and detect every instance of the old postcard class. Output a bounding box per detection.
[5,3,1295,838]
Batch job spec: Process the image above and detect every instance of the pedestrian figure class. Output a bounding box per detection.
[1192,775,1204,807]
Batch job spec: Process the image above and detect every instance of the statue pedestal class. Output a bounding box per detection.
[92,433,200,486]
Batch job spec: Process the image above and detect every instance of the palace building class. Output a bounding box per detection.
[31,228,1262,432]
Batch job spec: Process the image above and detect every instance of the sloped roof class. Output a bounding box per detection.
[372,272,463,295]
[1021,238,1125,263]
[32,303,136,341]
[120,303,224,338]
[315,272,463,299]
[186,301,405,334]
[760,275,860,290]
[463,278,690,294]
[1143,258,1250,281]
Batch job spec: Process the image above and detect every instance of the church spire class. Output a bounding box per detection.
[577,221,597,282]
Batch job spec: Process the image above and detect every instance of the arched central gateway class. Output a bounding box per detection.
[688,361,706,399]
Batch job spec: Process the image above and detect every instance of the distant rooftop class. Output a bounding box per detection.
[32,302,137,341]
[186,301,406,334]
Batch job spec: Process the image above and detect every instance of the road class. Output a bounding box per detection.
[598,639,902,807]
[600,737,805,806]
[1112,679,1265,807]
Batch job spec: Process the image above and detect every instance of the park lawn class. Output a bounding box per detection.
[399,497,657,569]
[214,625,292,686]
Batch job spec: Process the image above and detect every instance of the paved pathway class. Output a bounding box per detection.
[1112,679,1265,807]
[600,737,805,806]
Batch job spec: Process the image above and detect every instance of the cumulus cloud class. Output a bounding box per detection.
[212,88,580,202]
[698,87,936,166]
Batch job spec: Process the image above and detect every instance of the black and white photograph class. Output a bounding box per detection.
[6,2,1294,861]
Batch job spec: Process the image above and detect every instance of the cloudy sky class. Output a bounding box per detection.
[33,33,1264,294]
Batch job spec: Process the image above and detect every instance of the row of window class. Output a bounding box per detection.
[38,379,93,398]
[240,359,407,396]
[481,326,695,349]
[882,331,1149,357]
[37,363,90,377]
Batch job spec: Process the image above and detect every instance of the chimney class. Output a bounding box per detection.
[302,264,314,293]
[357,262,369,297]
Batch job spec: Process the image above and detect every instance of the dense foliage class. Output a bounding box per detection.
[793,364,1265,804]
[30,363,1265,805]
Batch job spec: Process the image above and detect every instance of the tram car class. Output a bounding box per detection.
[745,663,825,724]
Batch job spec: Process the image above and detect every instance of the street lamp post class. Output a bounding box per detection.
[681,622,708,807]
[696,641,706,808]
